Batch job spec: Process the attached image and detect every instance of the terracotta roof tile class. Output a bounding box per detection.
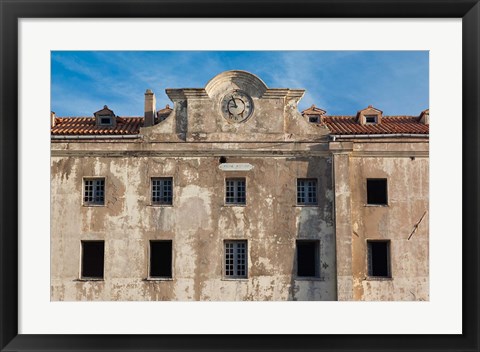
[51,113,429,137]
[51,117,144,135]
[323,116,429,135]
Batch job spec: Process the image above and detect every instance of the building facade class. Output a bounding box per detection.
[51,70,429,301]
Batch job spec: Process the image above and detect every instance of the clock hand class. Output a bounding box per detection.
[231,96,237,108]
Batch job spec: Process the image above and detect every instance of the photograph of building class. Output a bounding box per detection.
[50,52,429,301]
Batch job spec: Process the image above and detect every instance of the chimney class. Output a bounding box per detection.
[419,109,429,125]
[144,89,156,127]
[51,111,56,128]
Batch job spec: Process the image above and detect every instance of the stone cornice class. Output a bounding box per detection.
[351,150,429,158]
[166,88,209,100]
[51,149,332,158]
[261,89,305,99]
[51,149,428,158]
[286,89,306,100]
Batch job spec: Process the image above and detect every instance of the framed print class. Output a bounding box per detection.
[1,0,479,351]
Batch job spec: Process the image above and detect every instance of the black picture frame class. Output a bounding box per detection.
[1,1,478,351]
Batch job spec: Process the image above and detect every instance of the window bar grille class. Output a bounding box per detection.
[226,179,246,204]
[152,178,173,204]
[297,179,317,205]
[84,179,104,204]
[225,241,247,278]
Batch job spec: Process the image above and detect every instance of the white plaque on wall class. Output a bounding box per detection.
[218,163,254,171]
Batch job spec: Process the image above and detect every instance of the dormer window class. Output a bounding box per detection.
[357,105,383,125]
[94,105,116,128]
[301,105,326,124]
[365,115,377,124]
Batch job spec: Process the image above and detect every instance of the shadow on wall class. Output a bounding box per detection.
[287,155,334,301]
[175,100,188,141]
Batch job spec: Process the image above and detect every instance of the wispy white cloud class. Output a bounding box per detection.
[51,51,428,117]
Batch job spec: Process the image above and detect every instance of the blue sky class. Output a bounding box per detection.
[51,51,428,117]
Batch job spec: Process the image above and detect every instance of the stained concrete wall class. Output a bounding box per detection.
[50,71,429,301]
[51,146,336,301]
[332,140,429,301]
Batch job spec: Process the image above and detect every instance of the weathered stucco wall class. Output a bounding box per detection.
[50,71,429,301]
[51,143,336,301]
[332,152,353,301]
[332,140,429,301]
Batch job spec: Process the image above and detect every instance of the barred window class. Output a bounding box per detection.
[225,178,246,205]
[152,177,173,205]
[84,178,105,205]
[297,179,317,205]
[224,240,247,278]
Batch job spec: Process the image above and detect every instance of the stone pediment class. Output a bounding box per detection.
[205,70,268,99]
[141,70,329,142]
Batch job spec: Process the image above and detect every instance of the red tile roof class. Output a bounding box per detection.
[323,116,429,135]
[51,110,428,137]
[51,117,144,135]
[52,105,174,136]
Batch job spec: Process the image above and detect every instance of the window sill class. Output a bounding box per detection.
[144,277,174,281]
[365,277,393,281]
[223,204,246,207]
[294,277,324,281]
[83,204,106,207]
[75,278,104,282]
[221,278,249,281]
[364,204,389,207]
[293,204,319,207]
[148,204,173,208]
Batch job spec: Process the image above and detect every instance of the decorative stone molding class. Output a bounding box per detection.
[205,70,268,99]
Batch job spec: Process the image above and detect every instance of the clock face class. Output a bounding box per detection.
[220,90,254,123]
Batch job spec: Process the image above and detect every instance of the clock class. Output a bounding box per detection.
[220,90,254,123]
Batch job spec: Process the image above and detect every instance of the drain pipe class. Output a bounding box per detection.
[51,134,143,140]
[330,134,429,139]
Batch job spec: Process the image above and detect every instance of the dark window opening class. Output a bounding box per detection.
[365,115,377,124]
[150,241,172,278]
[224,240,247,278]
[367,178,388,205]
[225,178,246,205]
[308,116,319,123]
[100,117,112,125]
[297,240,320,277]
[81,241,104,279]
[367,241,390,277]
[151,178,173,205]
